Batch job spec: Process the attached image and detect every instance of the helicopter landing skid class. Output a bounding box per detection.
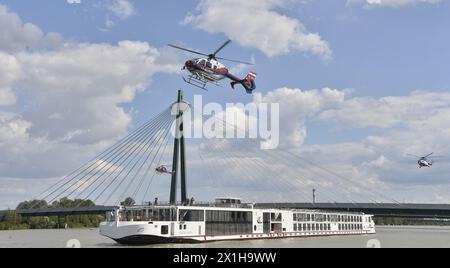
[183,74,221,91]
[183,75,209,91]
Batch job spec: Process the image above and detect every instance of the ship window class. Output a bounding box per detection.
[271,213,282,222]
[153,208,176,222]
[161,225,169,235]
[294,224,297,231]
[179,210,204,222]
[205,210,253,236]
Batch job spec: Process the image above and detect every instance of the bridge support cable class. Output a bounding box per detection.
[82,112,174,203]
[198,143,315,202]
[140,135,171,204]
[104,116,174,205]
[44,108,173,205]
[196,111,337,202]
[196,130,317,202]
[226,125,387,203]
[200,116,356,203]
[263,150,389,205]
[35,109,172,205]
[194,107,359,203]
[197,106,400,204]
[280,150,402,205]
[50,110,172,204]
[118,126,172,205]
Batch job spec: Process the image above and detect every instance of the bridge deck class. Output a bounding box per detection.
[1,203,450,218]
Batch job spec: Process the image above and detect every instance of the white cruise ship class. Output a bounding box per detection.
[100,198,375,245]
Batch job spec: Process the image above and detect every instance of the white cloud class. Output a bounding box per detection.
[0,41,180,182]
[349,0,441,8]
[108,0,136,20]
[254,87,345,147]
[0,4,62,53]
[317,91,450,129]
[183,0,332,59]
[14,41,179,144]
[0,52,22,106]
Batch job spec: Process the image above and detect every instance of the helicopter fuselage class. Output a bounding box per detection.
[184,58,242,83]
[418,159,432,168]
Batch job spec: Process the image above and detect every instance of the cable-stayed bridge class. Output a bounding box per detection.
[7,90,448,220]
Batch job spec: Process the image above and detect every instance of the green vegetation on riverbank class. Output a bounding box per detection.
[0,198,104,230]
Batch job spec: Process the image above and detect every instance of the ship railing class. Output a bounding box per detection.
[136,201,255,209]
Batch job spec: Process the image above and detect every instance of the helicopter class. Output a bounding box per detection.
[155,165,173,175]
[407,153,442,168]
[168,40,257,94]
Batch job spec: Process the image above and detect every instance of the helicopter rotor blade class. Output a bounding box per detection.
[429,155,446,159]
[424,152,434,158]
[216,56,254,65]
[168,44,209,57]
[406,154,421,158]
[212,39,232,57]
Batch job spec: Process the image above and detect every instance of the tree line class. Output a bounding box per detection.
[0,197,137,230]
[0,198,105,230]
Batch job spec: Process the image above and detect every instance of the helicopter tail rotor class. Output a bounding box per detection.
[230,71,257,94]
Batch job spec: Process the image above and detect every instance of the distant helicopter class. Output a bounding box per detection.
[407,153,442,168]
[168,40,257,94]
[155,165,174,175]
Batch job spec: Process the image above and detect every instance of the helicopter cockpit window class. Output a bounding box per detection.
[206,62,212,68]
[199,60,206,66]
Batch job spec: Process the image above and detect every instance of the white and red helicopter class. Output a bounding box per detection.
[168,40,257,94]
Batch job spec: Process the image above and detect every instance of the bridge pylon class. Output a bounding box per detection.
[170,90,188,205]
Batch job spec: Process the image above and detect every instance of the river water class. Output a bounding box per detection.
[0,226,449,248]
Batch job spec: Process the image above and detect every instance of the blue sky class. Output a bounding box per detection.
[3,0,450,98]
[1,0,450,208]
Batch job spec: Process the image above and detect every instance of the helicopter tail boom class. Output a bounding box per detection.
[229,71,257,94]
